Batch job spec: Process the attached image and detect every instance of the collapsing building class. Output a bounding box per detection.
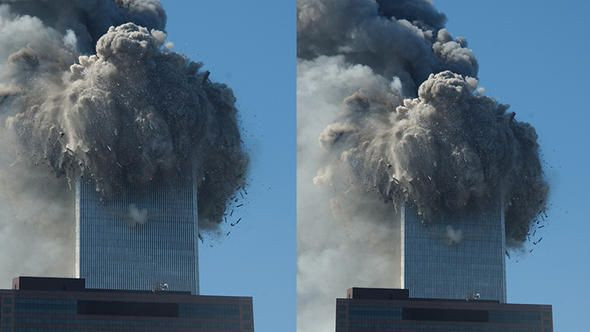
[0,0,253,329]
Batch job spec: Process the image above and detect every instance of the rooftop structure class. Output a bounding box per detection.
[1,277,253,332]
[336,287,552,332]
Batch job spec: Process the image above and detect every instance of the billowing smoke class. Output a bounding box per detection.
[320,70,547,242]
[0,1,247,284]
[297,1,548,331]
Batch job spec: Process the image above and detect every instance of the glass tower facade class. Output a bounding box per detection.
[399,202,506,302]
[75,177,199,294]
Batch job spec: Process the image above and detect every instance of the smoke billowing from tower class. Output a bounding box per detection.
[0,1,248,284]
[297,1,548,331]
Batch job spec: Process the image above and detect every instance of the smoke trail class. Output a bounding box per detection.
[297,1,548,331]
[0,1,248,283]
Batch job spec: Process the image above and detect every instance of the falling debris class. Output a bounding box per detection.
[0,0,249,281]
[315,70,548,244]
[231,218,242,227]
[0,1,249,231]
[297,1,550,332]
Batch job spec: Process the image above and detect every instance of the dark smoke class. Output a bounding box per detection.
[0,0,248,230]
[0,0,249,284]
[297,1,548,331]
[298,0,477,93]
[298,0,547,244]
[2,0,166,50]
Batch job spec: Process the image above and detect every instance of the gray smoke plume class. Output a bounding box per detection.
[297,1,548,331]
[0,1,248,283]
[298,0,477,94]
[321,70,547,242]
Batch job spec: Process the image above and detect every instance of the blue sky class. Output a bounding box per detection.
[161,1,295,331]
[437,1,590,330]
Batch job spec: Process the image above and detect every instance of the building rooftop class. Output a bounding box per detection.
[337,287,553,332]
[1,277,255,331]
[346,287,504,304]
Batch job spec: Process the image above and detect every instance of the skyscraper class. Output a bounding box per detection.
[397,202,506,302]
[75,176,199,294]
